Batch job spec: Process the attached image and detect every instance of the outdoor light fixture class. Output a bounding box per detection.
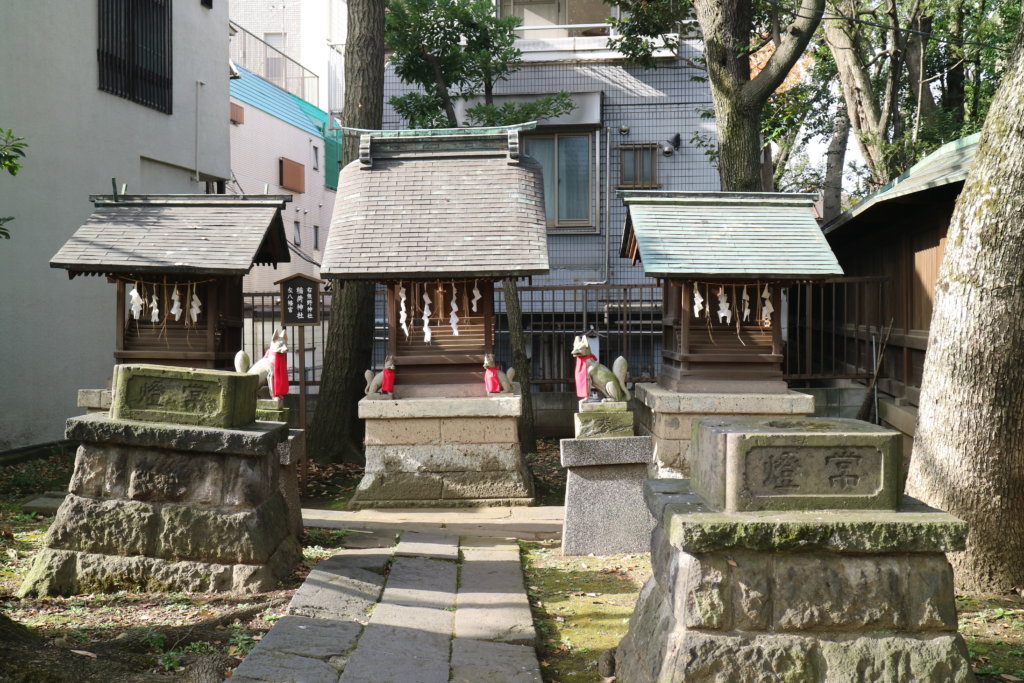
[661,133,682,156]
[619,124,630,135]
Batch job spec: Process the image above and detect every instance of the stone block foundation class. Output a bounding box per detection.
[613,480,973,682]
[633,383,814,478]
[351,395,533,508]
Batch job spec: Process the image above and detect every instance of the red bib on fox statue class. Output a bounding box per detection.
[267,348,289,397]
[574,354,595,398]
[484,366,501,393]
[381,368,395,393]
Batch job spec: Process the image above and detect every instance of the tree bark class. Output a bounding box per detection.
[823,7,892,187]
[306,0,385,465]
[502,278,535,454]
[822,103,849,223]
[903,10,939,137]
[693,0,824,191]
[905,24,1024,593]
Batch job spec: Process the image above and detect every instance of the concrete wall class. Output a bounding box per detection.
[229,97,335,291]
[0,1,231,449]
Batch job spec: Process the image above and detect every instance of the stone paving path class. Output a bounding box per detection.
[302,505,564,541]
[229,529,543,683]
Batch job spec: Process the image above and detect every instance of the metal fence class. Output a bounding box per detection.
[242,277,891,392]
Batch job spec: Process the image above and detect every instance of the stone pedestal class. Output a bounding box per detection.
[19,414,300,596]
[352,394,533,508]
[560,436,655,555]
[574,399,634,439]
[614,416,973,682]
[633,383,814,478]
[615,480,973,682]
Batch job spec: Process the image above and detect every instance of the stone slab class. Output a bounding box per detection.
[370,602,454,636]
[379,556,457,610]
[364,443,524,474]
[560,436,652,467]
[111,364,258,428]
[455,548,536,645]
[635,383,815,414]
[359,395,521,419]
[339,623,451,683]
[65,413,286,456]
[690,416,902,512]
[394,531,460,561]
[20,492,66,516]
[651,482,969,553]
[574,410,634,439]
[229,649,342,683]
[287,565,384,622]
[578,399,629,412]
[245,615,361,660]
[561,464,655,556]
[351,471,534,507]
[317,549,394,574]
[450,639,542,683]
[77,388,112,411]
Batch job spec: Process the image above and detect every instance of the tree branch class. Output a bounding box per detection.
[743,0,825,106]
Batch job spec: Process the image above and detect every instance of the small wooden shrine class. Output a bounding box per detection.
[322,127,549,396]
[51,195,291,369]
[620,191,843,394]
[320,126,548,508]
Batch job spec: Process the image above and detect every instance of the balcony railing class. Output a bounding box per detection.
[230,20,319,106]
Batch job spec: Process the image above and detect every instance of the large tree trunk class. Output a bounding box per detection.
[905,25,1024,593]
[306,0,385,465]
[502,278,535,454]
[822,103,849,223]
[693,0,823,192]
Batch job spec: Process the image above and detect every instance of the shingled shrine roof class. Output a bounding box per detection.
[320,126,549,280]
[619,191,843,280]
[50,195,291,278]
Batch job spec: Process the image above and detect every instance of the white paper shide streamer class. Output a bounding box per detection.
[149,294,160,323]
[449,282,460,336]
[190,289,202,324]
[422,291,432,343]
[471,280,482,313]
[761,285,774,327]
[170,288,182,321]
[398,284,409,339]
[692,281,704,318]
[741,286,751,322]
[129,283,144,320]
[716,286,732,324]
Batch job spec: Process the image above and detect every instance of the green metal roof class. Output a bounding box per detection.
[619,191,843,280]
[823,133,979,236]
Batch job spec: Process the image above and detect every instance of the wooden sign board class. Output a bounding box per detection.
[276,274,323,326]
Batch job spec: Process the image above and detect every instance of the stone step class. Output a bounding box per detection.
[394,530,460,561]
[454,546,536,646]
[450,638,543,683]
[229,615,362,683]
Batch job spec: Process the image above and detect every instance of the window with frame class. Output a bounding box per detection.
[264,32,286,83]
[293,221,301,246]
[313,225,320,251]
[312,145,320,171]
[524,133,592,229]
[619,144,659,188]
[98,0,173,113]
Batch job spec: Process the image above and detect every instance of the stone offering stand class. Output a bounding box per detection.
[574,399,635,439]
[614,416,974,682]
[353,393,534,508]
[19,365,300,597]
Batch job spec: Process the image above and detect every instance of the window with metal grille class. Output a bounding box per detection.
[619,144,659,188]
[98,0,173,114]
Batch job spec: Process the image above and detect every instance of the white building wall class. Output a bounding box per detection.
[0,1,231,449]
[229,0,348,108]
[229,99,335,292]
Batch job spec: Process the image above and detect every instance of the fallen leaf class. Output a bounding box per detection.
[726,559,738,567]
[1000,675,1022,682]
[71,650,97,658]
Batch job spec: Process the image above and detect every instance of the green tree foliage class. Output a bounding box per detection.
[0,128,28,239]
[608,0,825,191]
[385,0,573,128]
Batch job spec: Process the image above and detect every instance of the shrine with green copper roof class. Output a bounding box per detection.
[619,191,843,394]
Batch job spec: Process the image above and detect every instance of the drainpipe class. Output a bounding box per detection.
[194,80,205,183]
[583,126,612,286]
